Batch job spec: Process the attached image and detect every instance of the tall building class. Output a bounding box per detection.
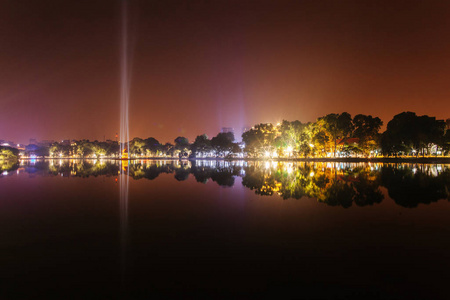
[446,118,450,130]
[235,127,251,142]
[221,127,234,134]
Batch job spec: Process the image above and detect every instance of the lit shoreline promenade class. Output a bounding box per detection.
[15,156,450,164]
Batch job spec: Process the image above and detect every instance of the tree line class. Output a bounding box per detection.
[24,111,450,158]
[243,112,450,157]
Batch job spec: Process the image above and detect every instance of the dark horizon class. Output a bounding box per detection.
[1,0,450,144]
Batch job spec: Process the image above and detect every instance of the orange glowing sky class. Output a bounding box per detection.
[1,0,450,144]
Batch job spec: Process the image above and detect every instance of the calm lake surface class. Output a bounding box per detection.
[1,159,450,299]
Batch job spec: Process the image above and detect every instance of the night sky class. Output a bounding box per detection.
[1,0,450,144]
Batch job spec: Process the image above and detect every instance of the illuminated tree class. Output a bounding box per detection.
[317,112,353,157]
[0,146,19,161]
[162,143,175,157]
[91,142,108,157]
[276,120,312,157]
[311,127,331,157]
[443,130,450,156]
[352,114,383,156]
[242,123,278,157]
[127,138,146,156]
[75,140,93,158]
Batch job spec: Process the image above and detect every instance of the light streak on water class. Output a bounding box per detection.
[120,160,129,281]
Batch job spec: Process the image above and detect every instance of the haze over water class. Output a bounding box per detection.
[1,160,450,298]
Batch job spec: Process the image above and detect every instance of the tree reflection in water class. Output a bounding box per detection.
[381,164,450,207]
[0,160,19,172]
[242,162,384,208]
[4,159,450,207]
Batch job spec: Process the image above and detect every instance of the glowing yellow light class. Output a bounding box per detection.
[121,148,128,159]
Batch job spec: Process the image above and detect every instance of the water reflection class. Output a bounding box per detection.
[3,159,450,207]
[381,166,450,207]
[242,162,384,208]
[0,160,19,173]
[119,160,129,285]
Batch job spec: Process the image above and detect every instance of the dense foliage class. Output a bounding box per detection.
[18,111,449,158]
[0,146,19,161]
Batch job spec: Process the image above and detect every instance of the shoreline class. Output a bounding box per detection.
[16,157,450,164]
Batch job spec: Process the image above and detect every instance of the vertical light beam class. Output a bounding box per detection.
[119,0,130,289]
[120,0,130,156]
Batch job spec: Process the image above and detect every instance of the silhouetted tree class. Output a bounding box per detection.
[352,114,383,156]
[211,132,234,157]
[381,112,446,156]
[191,134,211,157]
[174,137,190,157]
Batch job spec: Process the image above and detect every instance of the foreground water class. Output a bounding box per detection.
[1,160,450,299]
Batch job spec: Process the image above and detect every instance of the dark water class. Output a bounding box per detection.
[1,160,450,299]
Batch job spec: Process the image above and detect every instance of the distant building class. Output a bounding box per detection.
[219,127,250,142]
[221,127,236,141]
[446,118,450,130]
[39,140,55,146]
[221,127,234,134]
[235,127,250,142]
[61,140,70,146]
[29,138,37,145]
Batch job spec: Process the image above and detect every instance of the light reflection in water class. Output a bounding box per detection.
[119,159,129,287]
[3,159,450,208]
[2,159,450,298]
